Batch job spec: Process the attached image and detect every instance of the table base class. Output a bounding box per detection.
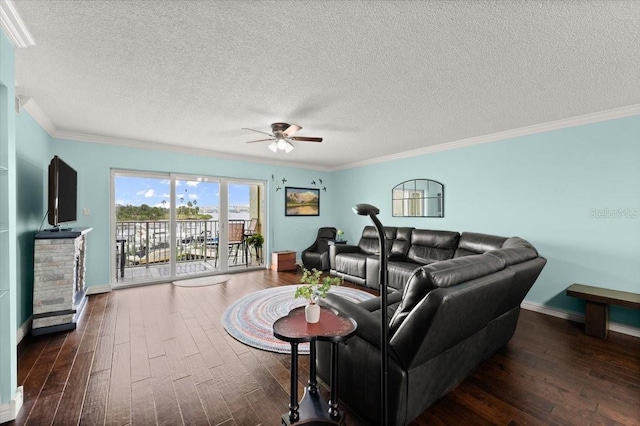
[281,386,342,425]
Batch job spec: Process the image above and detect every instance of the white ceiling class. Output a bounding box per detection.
[12,0,640,170]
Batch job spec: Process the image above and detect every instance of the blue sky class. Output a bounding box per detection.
[115,176,250,208]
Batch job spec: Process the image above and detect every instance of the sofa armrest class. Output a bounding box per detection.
[329,244,361,270]
[322,293,382,349]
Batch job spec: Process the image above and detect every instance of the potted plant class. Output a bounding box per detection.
[246,233,264,262]
[336,229,345,242]
[294,268,343,323]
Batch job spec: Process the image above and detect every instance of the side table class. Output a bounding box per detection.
[273,306,357,425]
[328,240,347,246]
[271,250,297,271]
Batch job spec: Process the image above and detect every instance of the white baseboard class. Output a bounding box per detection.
[521,300,640,338]
[16,316,32,344]
[0,386,23,423]
[86,284,112,295]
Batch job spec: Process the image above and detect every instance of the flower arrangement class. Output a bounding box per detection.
[294,268,343,304]
[336,229,344,241]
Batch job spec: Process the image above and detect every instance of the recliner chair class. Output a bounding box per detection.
[301,227,337,270]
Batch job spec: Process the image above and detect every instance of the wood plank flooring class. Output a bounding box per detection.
[4,270,640,425]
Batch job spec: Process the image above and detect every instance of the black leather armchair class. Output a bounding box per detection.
[301,227,337,270]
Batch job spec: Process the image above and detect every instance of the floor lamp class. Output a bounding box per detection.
[352,203,388,426]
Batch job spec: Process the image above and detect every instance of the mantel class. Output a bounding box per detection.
[35,227,93,239]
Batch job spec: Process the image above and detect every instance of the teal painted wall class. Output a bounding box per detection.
[15,111,51,326]
[13,114,640,332]
[333,115,640,328]
[0,27,18,406]
[44,137,335,288]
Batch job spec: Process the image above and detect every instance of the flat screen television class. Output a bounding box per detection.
[48,156,77,227]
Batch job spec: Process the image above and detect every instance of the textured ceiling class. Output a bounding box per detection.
[12,0,640,170]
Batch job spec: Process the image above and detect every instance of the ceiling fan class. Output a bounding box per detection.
[243,122,323,153]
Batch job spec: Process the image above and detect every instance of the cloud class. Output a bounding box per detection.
[186,181,200,187]
[189,194,199,200]
[135,189,155,198]
[160,193,171,198]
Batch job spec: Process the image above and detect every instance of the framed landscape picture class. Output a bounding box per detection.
[285,187,320,216]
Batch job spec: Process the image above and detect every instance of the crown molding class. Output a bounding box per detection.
[51,129,332,172]
[0,0,34,48]
[23,98,56,134]
[334,104,640,171]
[22,99,330,171]
[23,97,639,173]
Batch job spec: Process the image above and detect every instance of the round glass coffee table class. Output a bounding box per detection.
[273,306,357,425]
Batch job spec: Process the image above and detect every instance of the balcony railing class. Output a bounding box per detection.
[115,219,252,271]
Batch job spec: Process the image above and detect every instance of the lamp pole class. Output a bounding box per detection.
[352,204,388,426]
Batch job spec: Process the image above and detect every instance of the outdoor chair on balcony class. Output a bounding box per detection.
[302,227,337,271]
[245,218,258,236]
[228,222,246,264]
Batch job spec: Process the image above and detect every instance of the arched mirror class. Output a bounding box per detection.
[392,179,444,217]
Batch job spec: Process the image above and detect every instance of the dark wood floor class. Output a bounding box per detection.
[4,270,640,426]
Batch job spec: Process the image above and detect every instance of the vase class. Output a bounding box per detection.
[305,303,321,323]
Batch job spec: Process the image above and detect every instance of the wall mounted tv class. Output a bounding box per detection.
[48,156,77,227]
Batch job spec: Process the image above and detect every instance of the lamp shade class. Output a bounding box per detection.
[284,141,294,153]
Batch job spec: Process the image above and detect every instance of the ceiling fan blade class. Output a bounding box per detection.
[242,128,274,137]
[291,136,323,142]
[283,124,302,137]
[245,138,275,144]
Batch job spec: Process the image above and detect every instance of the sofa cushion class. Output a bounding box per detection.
[486,247,537,266]
[366,257,424,291]
[424,253,506,288]
[388,261,424,290]
[358,226,398,255]
[389,227,414,260]
[406,229,460,264]
[502,236,538,251]
[335,253,369,279]
[389,253,506,333]
[454,232,508,257]
[388,268,436,333]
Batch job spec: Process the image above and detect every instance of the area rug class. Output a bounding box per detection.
[222,285,375,354]
[172,274,232,287]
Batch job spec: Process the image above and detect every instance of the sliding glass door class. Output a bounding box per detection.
[112,170,265,286]
[113,172,173,283]
[174,175,221,277]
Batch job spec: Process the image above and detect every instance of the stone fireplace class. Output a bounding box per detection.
[32,227,92,335]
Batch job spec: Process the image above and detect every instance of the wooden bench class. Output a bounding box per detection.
[566,283,640,339]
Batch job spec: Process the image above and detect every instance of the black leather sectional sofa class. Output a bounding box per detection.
[330,225,514,291]
[319,226,546,425]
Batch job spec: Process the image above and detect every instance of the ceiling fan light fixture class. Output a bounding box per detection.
[283,124,302,137]
[243,122,322,153]
[284,140,294,153]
